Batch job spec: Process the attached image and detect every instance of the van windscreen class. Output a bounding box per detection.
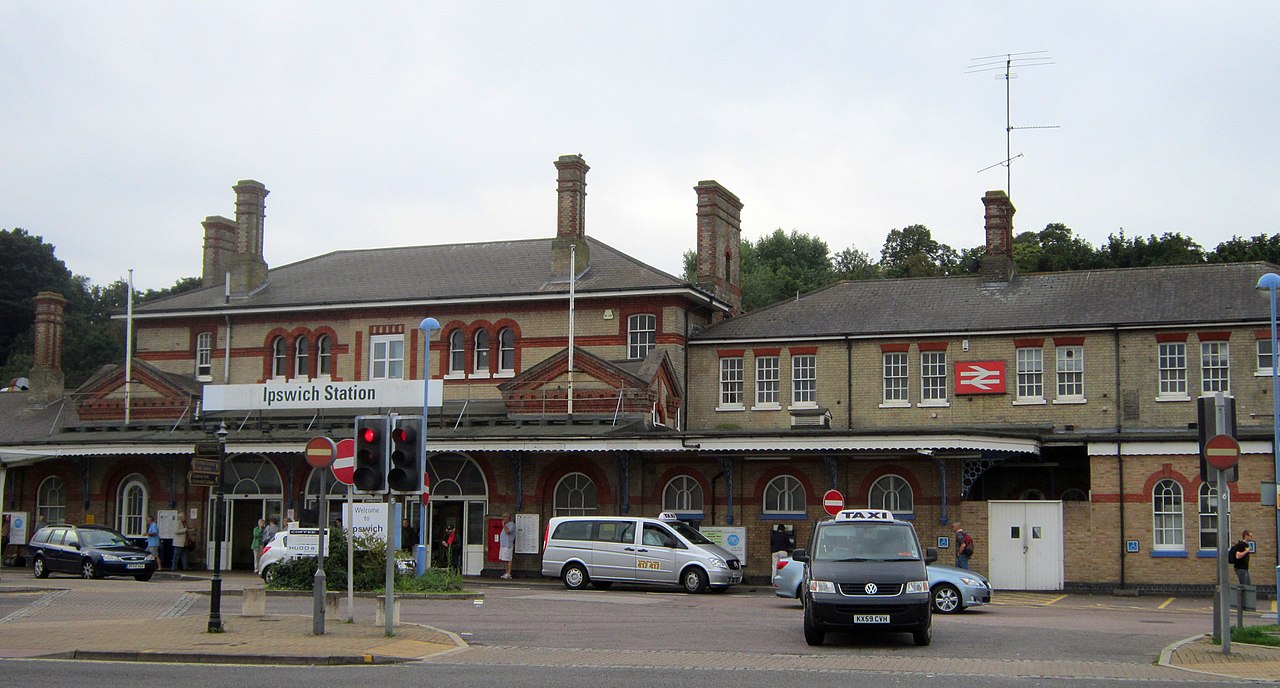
[667,521,713,545]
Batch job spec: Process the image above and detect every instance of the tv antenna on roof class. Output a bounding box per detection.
[967,51,1059,198]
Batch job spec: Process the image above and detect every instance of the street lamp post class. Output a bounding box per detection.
[417,317,440,576]
[1255,273,1280,594]
[207,421,228,633]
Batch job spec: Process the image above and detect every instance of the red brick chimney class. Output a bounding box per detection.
[201,215,237,288]
[980,190,1016,283]
[227,179,269,293]
[694,180,743,318]
[552,155,589,277]
[28,290,67,402]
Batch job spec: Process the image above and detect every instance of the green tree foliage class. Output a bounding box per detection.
[1012,223,1105,273]
[0,229,77,373]
[1209,234,1280,264]
[831,246,881,281]
[1101,230,1205,268]
[740,229,834,311]
[879,224,960,278]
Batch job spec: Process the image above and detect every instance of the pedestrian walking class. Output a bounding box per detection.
[171,514,190,570]
[401,517,418,553]
[260,517,280,556]
[1229,529,1253,585]
[146,515,162,571]
[251,518,265,571]
[498,513,515,579]
[951,522,974,570]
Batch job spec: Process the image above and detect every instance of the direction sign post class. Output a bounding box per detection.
[304,437,337,636]
[823,489,845,516]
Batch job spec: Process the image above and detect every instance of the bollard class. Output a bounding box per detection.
[325,591,340,618]
[374,594,400,626]
[241,587,266,617]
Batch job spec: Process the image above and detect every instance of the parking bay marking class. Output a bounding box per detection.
[512,592,662,605]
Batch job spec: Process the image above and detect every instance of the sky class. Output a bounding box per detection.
[3,2,1277,292]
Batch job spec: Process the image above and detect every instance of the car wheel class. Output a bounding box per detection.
[261,564,277,585]
[803,600,825,646]
[931,583,962,614]
[590,581,613,590]
[562,563,590,590]
[81,559,101,579]
[32,555,49,579]
[795,582,804,600]
[681,567,708,594]
[912,623,932,647]
[134,573,154,582]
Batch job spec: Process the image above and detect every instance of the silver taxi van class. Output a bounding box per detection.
[541,512,742,593]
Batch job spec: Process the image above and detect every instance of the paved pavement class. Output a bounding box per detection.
[0,569,1276,682]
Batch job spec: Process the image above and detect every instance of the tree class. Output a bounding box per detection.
[740,229,835,311]
[831,246,881,281]
[1210,234,1280,264]
[1101,230,1205,268]
[879,225,959,278]
[1012,223,1104,273]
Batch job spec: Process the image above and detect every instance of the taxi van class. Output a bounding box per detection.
[792,509,937,646]
[541,512,742,593]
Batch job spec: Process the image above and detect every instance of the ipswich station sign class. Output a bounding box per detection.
[202,379,442,412]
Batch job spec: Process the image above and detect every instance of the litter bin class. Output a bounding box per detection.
[1230,584,1257,611]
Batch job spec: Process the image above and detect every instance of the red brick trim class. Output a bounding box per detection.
[1054,336,1085,346]
[718,349,745,357]
[1197,331,1231,342]
[880,343,910,353]
[1154,332,1188,343]
[918,341,948,352]
[789,347,818,355]
[753,348,782,357]
[1012,338,1044,348]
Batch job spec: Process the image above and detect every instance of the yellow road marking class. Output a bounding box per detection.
[1044,594,1068,605]
[1157,597,1175,609]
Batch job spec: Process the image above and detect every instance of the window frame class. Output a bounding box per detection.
[369,334,405,381]
[882,351,909,406]
[294,336,310,379]
[662,475,705,515]
[1257,337,1273,375]
[472,329,491,378]
[553,472,598,517]
[1055,345,1085,402]
[1015,346,1044,403]
[195,332,213,380]
[627,313,656,360]
[316,334,332,377]
[868,474,915,515]
[754,355,780,409]
[791,354,817,408]
[448,330,466,377]
[1198,482,1218,551]
[920,350,948,405]
[763,475,806,515]
[271,336,288,379]
[1157,341,1188,399]
[718,356,744,410]
[1200,341,1230,393]
[36,476,66,526]
[498,327,515,375]
[116,475,148,538]
[1152,478,1184,551]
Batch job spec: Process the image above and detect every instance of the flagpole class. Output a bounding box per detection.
[124,269,134,426]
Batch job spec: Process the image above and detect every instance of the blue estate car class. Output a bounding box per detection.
[29,524,158,581]
[773,556,992,614]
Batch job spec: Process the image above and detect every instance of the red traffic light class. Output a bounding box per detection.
[391,427,414,444]
[360,426,377,443]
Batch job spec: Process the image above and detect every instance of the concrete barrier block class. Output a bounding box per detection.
[242,587,266,617]
[325,591,340,618]
[374,595,400,626]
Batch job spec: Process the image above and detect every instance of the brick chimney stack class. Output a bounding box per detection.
[28,290,67,402]
[201,215,237,288]
[694,180,743,319]
[980,190,1016,283]
[552,155,589,277]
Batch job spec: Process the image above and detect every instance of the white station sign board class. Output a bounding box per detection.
[342,502,391,548]
[202,379,442,411]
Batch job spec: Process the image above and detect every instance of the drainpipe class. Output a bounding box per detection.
[718,457,734,525]
[1115,326,1126,589]
[710,470,722,525]
[223,314,233,384]
[618,453,630,515]
[937,457,948,527]
[845,337,853,429]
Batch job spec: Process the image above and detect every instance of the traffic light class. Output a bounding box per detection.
[353,415,389,493]
[388,416,424,494]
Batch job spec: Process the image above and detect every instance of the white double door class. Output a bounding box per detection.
[987,500,1064,591]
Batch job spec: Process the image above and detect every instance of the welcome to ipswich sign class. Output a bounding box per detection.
[202,379,443,412]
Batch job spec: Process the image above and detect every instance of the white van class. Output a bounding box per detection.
[541,512,742,593]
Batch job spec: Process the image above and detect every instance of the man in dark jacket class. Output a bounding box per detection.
[1228,530,1253,585]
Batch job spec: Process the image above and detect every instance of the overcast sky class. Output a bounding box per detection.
[3,2,1277,292]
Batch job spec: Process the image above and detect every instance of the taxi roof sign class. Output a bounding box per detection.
[834,509,896,522]
[658,512,680,521]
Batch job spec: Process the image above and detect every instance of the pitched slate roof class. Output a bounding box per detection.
[694,262,1280,342]
[134,236,696,314]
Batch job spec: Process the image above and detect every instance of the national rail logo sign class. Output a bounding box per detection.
[955,361,1007,395]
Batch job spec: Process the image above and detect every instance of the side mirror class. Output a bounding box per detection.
[924,546,938,564]
[792,548,809,563]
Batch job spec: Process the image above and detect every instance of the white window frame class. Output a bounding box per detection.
[36,476,66,526]
[1152,478,1184,551]
[754,355,780,409]
[869,474,914,515]
[498,327,515,375]
[920,351,948,406]
[718,357,744,410]
[294,336,310,379]
[881,352,909,407]
[271,336,288,379]
[1157,342,1188,400]
[763,475,805,514]
[791,354,817,408]
[369,334,404,380]
[471,330,491,378]
[116,476,148,538]
[1198,482,1218,551]
[553,472,598,517]
[1055,345,1085,403]
[628,313,656,360]
[195,332,213,380]
[662,475,704,515]
[1257,338,1273,375]
[1014,347,1044,403]
[1200,341,1230,393]
[316,334,332,378]
[447,330,466,377]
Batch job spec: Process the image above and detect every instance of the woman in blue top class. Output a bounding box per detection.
[146,515,162,571]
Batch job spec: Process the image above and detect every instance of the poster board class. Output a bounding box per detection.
[342,502,390,547]
[3,511,29,545]
[700,526,747,562]
[157,510,179,539]
[514,513,540,554]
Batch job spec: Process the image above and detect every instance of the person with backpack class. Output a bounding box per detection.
[951,521,975,570]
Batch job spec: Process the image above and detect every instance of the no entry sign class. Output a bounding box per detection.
[1204,434,1241,471]
[823,489,845,516]
[331,438,355,485]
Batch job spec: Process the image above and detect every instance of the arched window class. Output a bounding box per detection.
[223,455,284,496]
[36,476,66,525]
[116,475,148,537]
[425,454,488,497]
[294,336,310,378]
[764,475,805,514]
[317,335,332,377]
[448,330,466,375]
[554,472,597,517]
[1198,482,1219,550]
[195,332,213,379]
[473,330,490,374]
[628,314,656,360]
[498,327,516,373]
[271,336,288,378]
[662,475,704,514]
[1152,479,1184,550]
[869,474,914,515]
[1060,488,1088,501]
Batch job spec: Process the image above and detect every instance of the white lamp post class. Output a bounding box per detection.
[1254,272,1280,593]
[417,317,440,576]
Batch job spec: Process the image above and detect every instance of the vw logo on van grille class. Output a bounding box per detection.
[864,583,878,594]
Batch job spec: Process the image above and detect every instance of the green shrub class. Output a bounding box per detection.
[264,528,462,593]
